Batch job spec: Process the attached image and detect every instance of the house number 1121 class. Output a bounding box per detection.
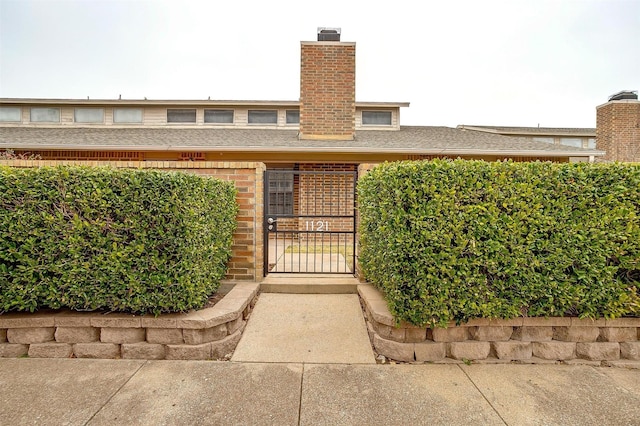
[305,220,329,231]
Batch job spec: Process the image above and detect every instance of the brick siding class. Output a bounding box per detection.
[299,42,356,140]
[596,100,640,162]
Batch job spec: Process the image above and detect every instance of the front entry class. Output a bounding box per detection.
[264,168,356,275]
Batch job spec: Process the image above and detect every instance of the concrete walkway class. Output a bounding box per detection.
[1,358,639,425]
[232,293,375,364]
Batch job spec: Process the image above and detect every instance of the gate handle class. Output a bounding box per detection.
[267,217,277,224]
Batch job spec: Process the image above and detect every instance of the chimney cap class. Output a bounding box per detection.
[317,27,341,41]
[608,90,638,101]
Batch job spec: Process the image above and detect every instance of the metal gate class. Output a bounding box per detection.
[264,169,356,274]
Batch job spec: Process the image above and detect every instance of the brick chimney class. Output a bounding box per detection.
[596,90,640,162]
[299,28,356,141]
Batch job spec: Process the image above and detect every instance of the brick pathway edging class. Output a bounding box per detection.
[0,283,259,360]
[358,284,640,366]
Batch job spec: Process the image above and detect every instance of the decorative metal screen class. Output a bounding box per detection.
[264,169,356,274]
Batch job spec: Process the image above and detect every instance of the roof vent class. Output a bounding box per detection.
[608,90,638,101]
[317,27,341,42]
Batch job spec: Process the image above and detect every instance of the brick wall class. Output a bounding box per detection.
[299,42,356,140]
[0,160,265,281]
[596,100,640,162]
[298,164,356,246]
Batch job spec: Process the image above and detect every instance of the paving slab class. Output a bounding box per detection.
[461,364,640,425]
[231,293,375,363]
[300,364,503,425]
[0,358,144,426]
[89,361,302,426]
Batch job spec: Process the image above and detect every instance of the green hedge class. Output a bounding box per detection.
[358,160,640,327]
[0,166,238,315]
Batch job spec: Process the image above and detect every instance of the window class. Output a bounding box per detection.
[587,138,596,149]
[560,138,583,148]
[113,108,143,123]
[286,110,300,124]
[0,107,21,122]
[74,108,104,123]
[30,108,60,122]
[268,172,294,215]
[204,109,234,124]
[248,110,277,124]
[362,110,392,125]
[532,137,554,144]
[167,109,196,123]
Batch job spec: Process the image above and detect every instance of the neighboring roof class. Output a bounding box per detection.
[0,126,603,157]
[457,125,596,137]
[0,98,410,108]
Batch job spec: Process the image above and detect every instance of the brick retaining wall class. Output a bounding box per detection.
[0,283,259,360]
[359,285,640,365]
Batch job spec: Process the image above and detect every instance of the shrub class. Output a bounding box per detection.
[0,166,238,315]
[358,160,640,327]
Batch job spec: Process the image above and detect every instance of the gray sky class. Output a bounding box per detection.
[1,0,638,127]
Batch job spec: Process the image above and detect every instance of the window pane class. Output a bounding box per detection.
[587,138,596,149]
[31,108,60,122]
[204,109,234,123]
[268,172,294,215]
[113,108,143,123]
[0,107,21,122]
[74,108,104,123]
[167,109,196,123]
[248,110,277,124]
[560,138,583,148]
[532,137,554,144]
[286,110,300,124]
[362,111,391,125]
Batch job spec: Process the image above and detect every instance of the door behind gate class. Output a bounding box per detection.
[264,169,356,274]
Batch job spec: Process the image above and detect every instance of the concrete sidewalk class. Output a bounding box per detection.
[1,358,639,425]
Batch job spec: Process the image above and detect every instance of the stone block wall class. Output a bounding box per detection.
[0,283,259,360]
[359,285,640,365]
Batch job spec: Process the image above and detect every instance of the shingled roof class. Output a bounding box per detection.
[457,125,596,136]
[0,126,603,157]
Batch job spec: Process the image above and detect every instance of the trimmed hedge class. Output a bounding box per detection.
[0,166,238,315]
[358,160,640,327]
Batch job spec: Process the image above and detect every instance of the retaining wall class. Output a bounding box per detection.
[359,285,640,365]
[0,283,259,360]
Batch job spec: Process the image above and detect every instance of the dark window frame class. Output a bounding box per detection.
[362,110,392,126]
[167,108,197,123]
[248,109,278,125]
[204,109,234,124]
[285,110,300,125]
[268,172,294,215]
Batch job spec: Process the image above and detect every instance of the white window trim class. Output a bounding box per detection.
[166,108,197,124]
[204,109,235,125]
[361,110,393,126]
[0,107,22,122]
[285,109,300,126]
[113,108,144,124]
[30,107,61,123]
[248,109,278,125]
[74,108,105,124]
